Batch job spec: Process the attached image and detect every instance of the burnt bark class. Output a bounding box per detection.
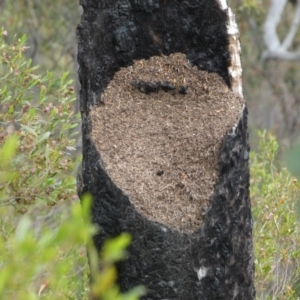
[77,0,255,299]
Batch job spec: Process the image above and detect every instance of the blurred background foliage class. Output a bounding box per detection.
[0,0,81,116]
[0,0,300,299]
[251,131,300,299]
[230,0,300,148]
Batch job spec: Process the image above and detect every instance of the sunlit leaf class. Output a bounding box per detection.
[37,131,51,144]
[0,135,18,166]
[101,233,132,262]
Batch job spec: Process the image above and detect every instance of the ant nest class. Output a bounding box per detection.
[91,53,244,233]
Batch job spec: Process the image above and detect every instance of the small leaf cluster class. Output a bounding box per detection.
[89,231,145,300]
[251,131,300,299]
[0,29,79,211]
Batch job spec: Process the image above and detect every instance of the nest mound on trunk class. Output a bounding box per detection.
[91,53,244,233]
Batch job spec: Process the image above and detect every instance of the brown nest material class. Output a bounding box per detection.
[91,53,245,233]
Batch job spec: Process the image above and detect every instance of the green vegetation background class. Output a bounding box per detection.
[0,0,300,299]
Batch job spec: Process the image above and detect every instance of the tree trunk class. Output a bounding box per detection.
[77,0,255,299]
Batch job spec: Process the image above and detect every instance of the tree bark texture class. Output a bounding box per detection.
[77,0,255,299]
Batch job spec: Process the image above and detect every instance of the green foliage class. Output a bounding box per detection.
[251,131,300,299]
[0,194,145,299]
[0,195,91,299]
[0,1,79,77]
[0,31,144,300]
[0,29,79,211]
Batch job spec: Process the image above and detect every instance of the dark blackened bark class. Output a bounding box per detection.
[77,0,255,299]
[77,0,230,110]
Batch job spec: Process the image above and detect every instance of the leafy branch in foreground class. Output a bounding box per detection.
[0,192,145,299]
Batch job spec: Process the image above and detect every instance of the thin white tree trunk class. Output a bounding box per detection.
[263,0,300,61]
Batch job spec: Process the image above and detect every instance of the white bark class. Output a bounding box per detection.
[263,0,300,61]
[217,0,243,98]
[282,0,300,49]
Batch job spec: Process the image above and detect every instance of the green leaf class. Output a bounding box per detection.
[18,34,27,45]
[26,58,32,68]
[122,286,146,300]
[37,131,51,144]
[60,72,69,85]
[20,124,38,137]
[101,233,132,263]
[8,105,14,114]
[0,135,18,166]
